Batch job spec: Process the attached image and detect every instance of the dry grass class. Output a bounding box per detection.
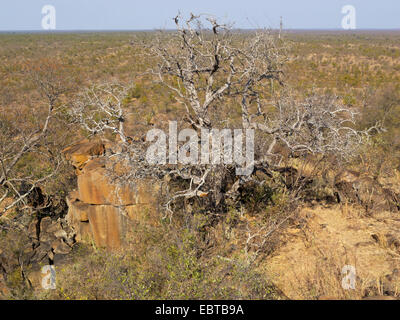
[1,31,400,300]
[265,205,400,299]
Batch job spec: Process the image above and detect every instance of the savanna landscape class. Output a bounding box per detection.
[1,14,400,301]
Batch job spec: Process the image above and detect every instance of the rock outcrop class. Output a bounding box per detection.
[63,140,161,249]
[0,211,75,296]
[334,170,400,212]
[27,216,75,262]
[63,139,106,173]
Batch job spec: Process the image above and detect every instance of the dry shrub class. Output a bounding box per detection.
[42,211,285,300]
[0,221,36,299]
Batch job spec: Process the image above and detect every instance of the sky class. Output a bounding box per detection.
[0,0,399,31]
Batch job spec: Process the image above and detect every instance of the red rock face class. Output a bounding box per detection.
[64,140,161,250]
[62,139,106,173]
[77,158,138,206]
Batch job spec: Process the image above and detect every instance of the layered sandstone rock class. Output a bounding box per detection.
[64,139,161,249]
[63,139,106,173]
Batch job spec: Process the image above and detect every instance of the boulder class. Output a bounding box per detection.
[39,217,52,233]
[77,158,134,205]
[334,170,400,212]
[86,204,126,249]
[64,139,162,250]
[76,158,160,206]
[65,197,92,242]
[28,220,39,241]
[51,239,72,255]
[62,139,106,173]
[66,196,158,249]
[66,196,90,223]
[24,214,76,264]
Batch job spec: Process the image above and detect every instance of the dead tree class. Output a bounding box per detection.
[142,13,286,131]
[139,15,374,209]
[73,14,376,220]
[0,60,68,215]
[70,83,130,144]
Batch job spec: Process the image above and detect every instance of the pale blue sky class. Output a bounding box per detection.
[0,0,399,31]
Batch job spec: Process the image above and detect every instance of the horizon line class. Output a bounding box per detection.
[1,28,400,34]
